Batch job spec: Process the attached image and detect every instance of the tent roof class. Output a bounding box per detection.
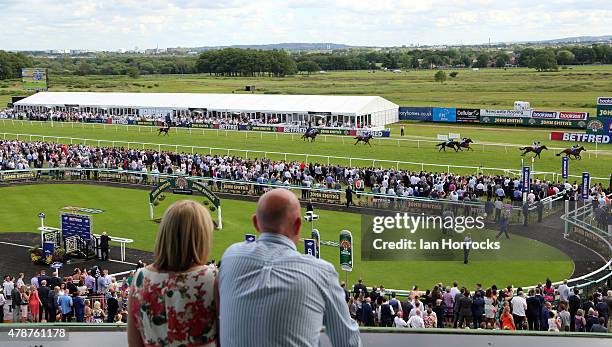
[15,92,398,115]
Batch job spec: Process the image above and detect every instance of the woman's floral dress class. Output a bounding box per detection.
[130,266,217,347]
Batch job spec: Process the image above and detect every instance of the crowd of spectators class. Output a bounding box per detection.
[0,109,367,129]
[350,279,612,332]
[0,265,142,324]
[1,140,610,209]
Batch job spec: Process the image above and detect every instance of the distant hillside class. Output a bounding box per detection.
[192,42,354,51]
[513,35,612,44]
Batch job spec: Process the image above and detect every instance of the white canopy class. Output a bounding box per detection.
[15,92,398,116]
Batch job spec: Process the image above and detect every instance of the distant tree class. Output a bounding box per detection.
[298,60,321,74]
[517,48,537,67]
[556,50,575,65]
[494,53,510,68]
[434,70,447,83]
[449,71,458,78]
[474,53,489,68]
[75,61,92,76]
[127,66,140,78]
[529,50,558,71]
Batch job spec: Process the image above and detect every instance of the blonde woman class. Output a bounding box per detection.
[92,301,105,323]
[128,200,217,347]
[19,286,30,323]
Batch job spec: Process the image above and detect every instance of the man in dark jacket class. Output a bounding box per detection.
[471,292,484,329]
[379,297,394,327]
[48,272,62,289]
[38,280,50,322]
[361,298,375,327]
[10,287,22,322]
[568,288,581,331]
[47,287,58,323]
[353,279,367,296]
[457,290,473,328]
[526,289,542,331]
[73,293,85,322]
[541,302,551,331]
[453,288,464,328]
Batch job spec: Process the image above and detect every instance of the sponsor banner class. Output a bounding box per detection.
[60,213,92,241]
[282,126,307,133]
[112,118,128,125]
[597,97,612,105]
[240,124,276,132]
[0,171,37,181]
[586,118,612,136]
[310,190,341,203]
[354,129,391,137]
[522,167,530,193]
[399,107,433,121]
[531,110,558,119]
[558,111,588,120]
[43,242,55,259]
[581,172,590,199]
[550,132,611,144]
[480,109,529,118]
[135,120,155,126]
[596,105,612,117]
[97,171,122,181]
[191,123,215,129]
[339,230,353,271]
[221,182,250,195]
[304,239,317,257]
[318,128,351,136]
[432,107,457,122]
[562,157,569,179]
[219,124,239,130]
[480,116,587,128]
[455,108,480,123]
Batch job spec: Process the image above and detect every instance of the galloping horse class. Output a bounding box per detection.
[519,145,548,159]
[556,146,586,160]
[158,125,171,136]
[454,138,474,151]
[301,129,319,142]
[436,140,457,152]
[354,133,373,146]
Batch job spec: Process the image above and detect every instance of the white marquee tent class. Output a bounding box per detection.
[14,92,399,127]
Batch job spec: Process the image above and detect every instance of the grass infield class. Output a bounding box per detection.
[0,184,572,290]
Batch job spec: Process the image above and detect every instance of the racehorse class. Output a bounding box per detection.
[354,133,373,146]
[454,138,474,151]
[556,146,586,160]
[436,140,457,152]
[519,145,548,158]
[158,126,171,136]
[301,129,319,142]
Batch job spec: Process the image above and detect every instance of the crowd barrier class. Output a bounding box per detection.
[0,324,608,347]
[1,130,609,183]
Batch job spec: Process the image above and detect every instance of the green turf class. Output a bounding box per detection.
[0,184,573,289]
[1,66,610,114]
[0,120,609,180]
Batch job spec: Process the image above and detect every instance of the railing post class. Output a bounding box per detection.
[564,200,570,237]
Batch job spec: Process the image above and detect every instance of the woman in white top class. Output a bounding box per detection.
[128,200,218,347]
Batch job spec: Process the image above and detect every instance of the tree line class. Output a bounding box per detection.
[0,45,610,80]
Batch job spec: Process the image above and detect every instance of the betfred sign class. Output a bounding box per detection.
[531,110,558,119]
[558,111,588,120]
[550,132,611,144]
[597,97,612,105]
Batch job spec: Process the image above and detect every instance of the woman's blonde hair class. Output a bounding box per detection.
[153,200,213,272]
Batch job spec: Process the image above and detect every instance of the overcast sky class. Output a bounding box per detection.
[1,0,610,50]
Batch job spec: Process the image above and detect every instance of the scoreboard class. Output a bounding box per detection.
[22,68,48,91]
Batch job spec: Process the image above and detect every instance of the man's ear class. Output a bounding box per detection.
[293,216,302,236]
[252,215,261,233]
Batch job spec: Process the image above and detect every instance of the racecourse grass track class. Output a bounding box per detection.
[0,120,610,180]
[1,66,611,114]
[0,184,572,289]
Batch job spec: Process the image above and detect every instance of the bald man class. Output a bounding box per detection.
[219,189,361,347]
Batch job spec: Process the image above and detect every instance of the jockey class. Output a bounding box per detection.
[447,138,456,147]
[532,141,540,151]
[461,137,468,145]
[305,125,313,135]
[570,144,579,151]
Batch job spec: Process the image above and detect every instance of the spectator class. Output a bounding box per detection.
[472,292,484,329]
[548,311,560,332]
[58,291,73,322]
[558,279,570,302]
[38,280,50,322]
[541,302,552,331]
[106,290,119,323]
[394,311,408,328]
[500,305,515,330]
[423,306,437,328]
[526,289,541,331]
[362,297,375,327]
[574,309,586,332]
[128,200,218,347]
[558,301,571,332]
[590,317,608,333]
[73,293,85,323]
[510,290,527,330]
[28,286,41,322]
[219,189,360,347]
[407,309,424,328]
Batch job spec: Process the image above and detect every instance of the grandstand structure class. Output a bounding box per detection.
[13,92,399,127]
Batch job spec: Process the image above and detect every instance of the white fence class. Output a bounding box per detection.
[0,131,609,182]
[2,119,610,157]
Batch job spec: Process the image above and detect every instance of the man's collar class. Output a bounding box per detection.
[258,232,297,251]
